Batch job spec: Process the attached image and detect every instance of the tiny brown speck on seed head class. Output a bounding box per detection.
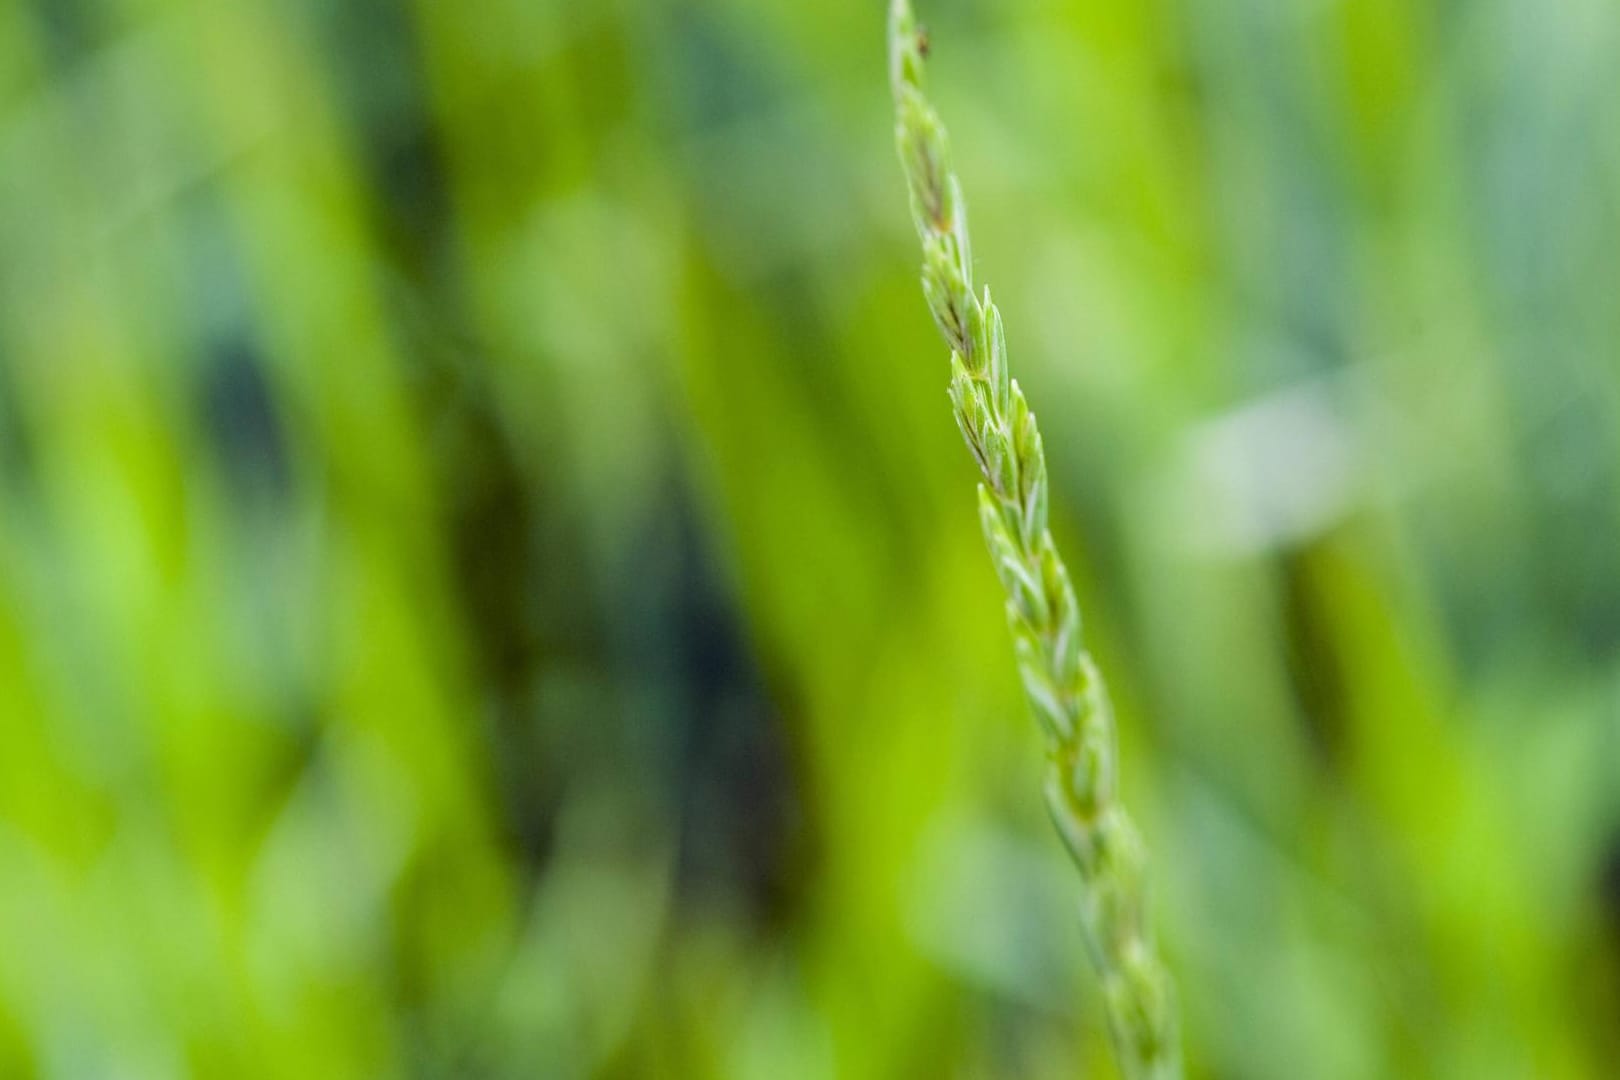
[917,26,931,59]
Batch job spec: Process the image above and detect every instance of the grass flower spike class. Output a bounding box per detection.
[887,3,1182,1074]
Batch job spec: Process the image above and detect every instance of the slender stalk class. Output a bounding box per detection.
[887,3,1181,1075]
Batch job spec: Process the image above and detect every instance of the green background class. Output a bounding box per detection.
[2,0,1618,1076]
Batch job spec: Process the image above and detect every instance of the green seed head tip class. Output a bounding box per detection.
[888,0,924,96]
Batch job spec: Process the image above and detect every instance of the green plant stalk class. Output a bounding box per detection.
[887,3,1181,1075]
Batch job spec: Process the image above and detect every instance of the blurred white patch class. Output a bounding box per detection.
[1169,380,1361,556]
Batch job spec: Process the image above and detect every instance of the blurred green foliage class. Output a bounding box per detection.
[2,0,1619,1077]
